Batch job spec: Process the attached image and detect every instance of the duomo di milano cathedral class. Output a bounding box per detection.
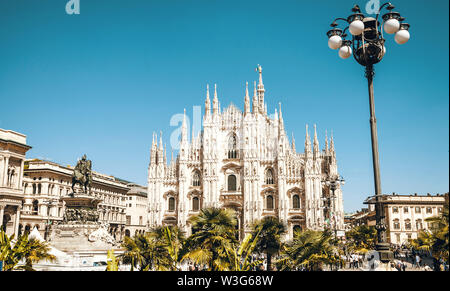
[148,66,344,239]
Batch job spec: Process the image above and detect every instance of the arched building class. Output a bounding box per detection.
[147,67,345,239]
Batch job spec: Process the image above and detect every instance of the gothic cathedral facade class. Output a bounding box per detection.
[147,67,344,239]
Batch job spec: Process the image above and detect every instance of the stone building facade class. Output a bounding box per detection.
[21,159,130,241]
[124,183,148,237]
[147,67,345,239]
[0,129,32,236]
[365,193,448,245]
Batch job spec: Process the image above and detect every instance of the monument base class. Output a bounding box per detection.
[49,194,116,253]
[365,249,396,271]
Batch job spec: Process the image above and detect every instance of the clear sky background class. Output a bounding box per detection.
[1,0,448,212]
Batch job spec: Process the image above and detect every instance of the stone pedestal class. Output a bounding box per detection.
[365,250,396,271]
[49,194,116,253]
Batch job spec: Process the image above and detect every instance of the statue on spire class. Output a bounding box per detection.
[256,64,262,74]
[256,64,265,114]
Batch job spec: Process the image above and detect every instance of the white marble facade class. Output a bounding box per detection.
[0,129,31,236]
[148,67,345,239]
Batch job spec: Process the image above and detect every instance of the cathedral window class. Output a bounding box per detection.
[32,184,37,195]
[266,195,274,210]
[292,195,300,209]
[228,134,238,159]
[32,200,39,214]
[168,197,176,212]
[227,175,237,191]
[192,171,201,186]
[265,168,274,185]
[192,197,200,211]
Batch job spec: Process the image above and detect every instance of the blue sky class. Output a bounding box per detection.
[0,0,448,212]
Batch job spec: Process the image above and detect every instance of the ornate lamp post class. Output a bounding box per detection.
[322,176,345,239]
[44,199,54,240]
[326,2,410,264]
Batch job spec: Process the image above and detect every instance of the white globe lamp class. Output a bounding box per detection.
[395,29,410,44]
[384,18,400,34]
[328,35,342,50]
[349,20,364,36]
[339,46,352,59]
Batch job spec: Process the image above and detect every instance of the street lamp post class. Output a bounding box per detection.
[44,199,54,241]
[322,176,345,239]
[326,2,410,264]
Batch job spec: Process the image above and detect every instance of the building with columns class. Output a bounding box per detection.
[364,193,448,245]
[147,67,345,239]
[21,159,131,241]
[0,129,32,236]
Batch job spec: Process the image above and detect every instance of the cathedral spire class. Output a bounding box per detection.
[325,130,329,154]
[256,64,265,114]
[279,102,285,134]
[305,124,312,156]
[205,84,211,116]
[164,143,167,165]
[313,124,319,158]
[330,130,335,154]
[244,82,250,115]
[292,132,296,152]
[181,108,188,143]
[252,81,258,114]
[213,84,219,115]
[150,132,157,164]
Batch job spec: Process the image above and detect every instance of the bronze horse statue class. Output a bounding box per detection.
[71,155,92,195]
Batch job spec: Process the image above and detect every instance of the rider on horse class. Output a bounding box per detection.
[71,154,92,195]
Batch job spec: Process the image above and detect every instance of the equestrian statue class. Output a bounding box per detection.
[71,154,93,195]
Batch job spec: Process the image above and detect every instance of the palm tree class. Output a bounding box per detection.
[0,230,19,271]
[106,250,119,271]
[149,225,185,270]
[409,230,434,253]
[0,230,56,271]
[119,233,171,271]
[345,225,377,253]
[225,230,263,271]
[250,216,286,271]
[412,203,449,263]
[277,229,340,271]
[182,207,238,271]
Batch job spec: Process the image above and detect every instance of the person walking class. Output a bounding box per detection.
[415,254,421,269]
